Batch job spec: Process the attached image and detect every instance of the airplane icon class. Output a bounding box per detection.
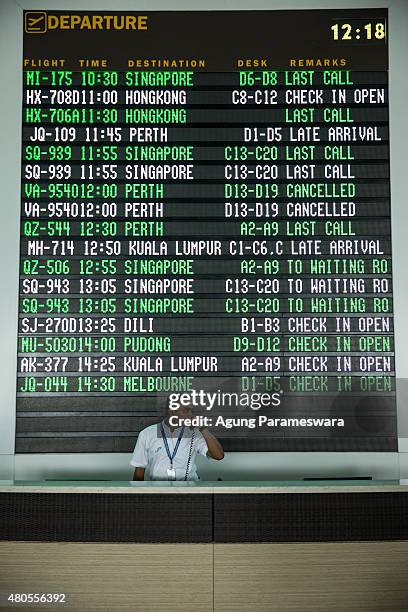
[25,12,47,34]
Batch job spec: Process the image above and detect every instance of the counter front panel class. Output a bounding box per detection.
[0,492,213,543]
[1,481,408,543]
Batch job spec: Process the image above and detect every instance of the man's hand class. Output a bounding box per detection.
[199,427,224,460]
[133,467,146,481]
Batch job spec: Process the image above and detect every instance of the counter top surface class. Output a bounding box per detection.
[0,479,407,494]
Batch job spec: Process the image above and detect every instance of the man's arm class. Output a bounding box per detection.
[199,427,224,460]
[133,467,145,481]
[130,429,149,480]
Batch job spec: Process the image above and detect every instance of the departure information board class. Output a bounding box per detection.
[18,9,396,452]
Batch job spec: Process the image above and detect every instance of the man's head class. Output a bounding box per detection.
[165,396,192,428]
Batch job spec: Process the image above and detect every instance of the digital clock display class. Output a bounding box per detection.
[331,20,387,41]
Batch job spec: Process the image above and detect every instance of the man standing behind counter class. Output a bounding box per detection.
[131,400,224,481]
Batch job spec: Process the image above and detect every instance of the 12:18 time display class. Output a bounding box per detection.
[331,22,386,41]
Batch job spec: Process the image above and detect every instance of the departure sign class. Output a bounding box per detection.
[17,9,396,452]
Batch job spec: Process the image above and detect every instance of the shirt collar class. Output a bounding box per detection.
[161,418,184,438]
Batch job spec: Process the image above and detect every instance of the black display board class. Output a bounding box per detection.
[17,9,396,452]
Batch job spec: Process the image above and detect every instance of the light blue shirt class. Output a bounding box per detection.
[130,420,209,480]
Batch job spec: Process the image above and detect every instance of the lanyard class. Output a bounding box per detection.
[160,423,185,467]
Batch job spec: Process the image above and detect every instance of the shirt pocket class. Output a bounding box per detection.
[149,443,163,460]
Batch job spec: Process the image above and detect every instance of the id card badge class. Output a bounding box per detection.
[167,467,176,480]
